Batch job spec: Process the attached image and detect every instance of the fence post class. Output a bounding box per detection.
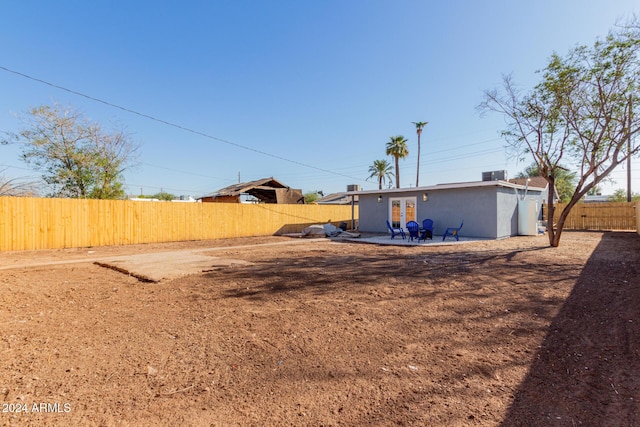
[636,201,639,236]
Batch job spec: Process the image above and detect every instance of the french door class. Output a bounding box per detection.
[389,197,417,229]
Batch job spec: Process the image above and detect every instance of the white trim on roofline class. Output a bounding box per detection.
[342,180,546,196]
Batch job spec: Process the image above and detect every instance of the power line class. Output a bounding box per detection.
[297,137,506,175]
[0,163,37,173]
[141,162,228,181]
[1,66,516,187]
[125,182,206,194]
[423,147,506,165]
[428,137,503,155]
[0,65,368,184]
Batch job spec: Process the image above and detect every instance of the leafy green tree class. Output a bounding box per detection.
[516,163,576,202]
[412,121,428,187]
[367,159,394,190]
[609,188,640,202]
[385,135,409,188]
[4,104,138,199]
[480,19,640,247]
[137,192,176,201]
[304,191,321,204]
[154,191,176,201]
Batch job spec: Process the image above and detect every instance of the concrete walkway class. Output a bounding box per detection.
[0,238,326,274]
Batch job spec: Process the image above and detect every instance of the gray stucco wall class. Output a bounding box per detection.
[496,187,519,238]
[357,185,542,239]
[424,187,497,238]
[358,194,388,233]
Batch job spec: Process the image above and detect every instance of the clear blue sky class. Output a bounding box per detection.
[1,1,638,198]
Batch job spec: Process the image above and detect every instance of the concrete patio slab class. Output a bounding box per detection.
[95,250,252,282]
[336,234,491,246]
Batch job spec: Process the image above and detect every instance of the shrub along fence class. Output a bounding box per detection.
[0,197,358,251]
[544,202,638,231]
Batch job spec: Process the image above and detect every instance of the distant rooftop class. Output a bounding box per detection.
[508,177,549,189]
[198,177,304,204]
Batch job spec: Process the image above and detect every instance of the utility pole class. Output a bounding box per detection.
[628,96,632,202]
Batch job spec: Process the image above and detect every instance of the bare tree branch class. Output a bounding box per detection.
[480,18,640,246]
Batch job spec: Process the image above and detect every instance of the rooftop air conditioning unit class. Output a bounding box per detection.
[482,170,507,181]
[346,184,361,192]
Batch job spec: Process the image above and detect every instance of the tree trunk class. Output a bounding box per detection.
[552,197,583,247]
[395,156,400,188]
[547,179,582,248]
[416,133,421,187]
[551,215,564,247]
[546,176,558,247]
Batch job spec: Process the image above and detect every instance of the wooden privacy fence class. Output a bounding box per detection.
[544,202,637,231]
[0,197,358,251]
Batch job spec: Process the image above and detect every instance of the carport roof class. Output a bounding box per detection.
[198,177,290,199]
[342,179,545,196]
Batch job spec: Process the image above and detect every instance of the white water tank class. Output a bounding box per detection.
[518,199,539,235]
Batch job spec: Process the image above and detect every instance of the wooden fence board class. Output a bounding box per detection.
[636,202,640,234]
[637,201,640,236]
[0,197,358,251]
[544,202,637,231]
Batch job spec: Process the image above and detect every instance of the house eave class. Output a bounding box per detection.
[342,180,545,196]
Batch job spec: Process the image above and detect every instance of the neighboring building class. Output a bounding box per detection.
[508,177,557,201]
[583,194,612,203]
[198,177,304,204]
[128,196,197,202]
[346,180,545,239]
[316,184,361,205]
[315,193,359,205]
[508,177,548,192]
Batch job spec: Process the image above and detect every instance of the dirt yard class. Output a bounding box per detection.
[1,231,639,426]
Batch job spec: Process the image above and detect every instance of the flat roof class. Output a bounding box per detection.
[343,180,546,196]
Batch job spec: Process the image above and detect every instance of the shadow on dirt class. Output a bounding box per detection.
[500,232,640,426]
[205,242,575,304]
[193,233,639,425]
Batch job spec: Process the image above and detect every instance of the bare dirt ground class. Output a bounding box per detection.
[0,231,639,426]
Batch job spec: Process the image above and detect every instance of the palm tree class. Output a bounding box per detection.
[412,121,428,187]
[367,159,394,190]
[385,135,409,188]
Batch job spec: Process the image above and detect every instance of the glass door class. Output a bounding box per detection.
[389,197,417,228]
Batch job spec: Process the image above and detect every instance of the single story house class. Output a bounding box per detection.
[345,180,546,239]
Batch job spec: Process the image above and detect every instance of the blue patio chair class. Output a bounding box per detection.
[386,220,406,240]
[420,219,434,241]
[442,221,463,241]
[406,220,421,242]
